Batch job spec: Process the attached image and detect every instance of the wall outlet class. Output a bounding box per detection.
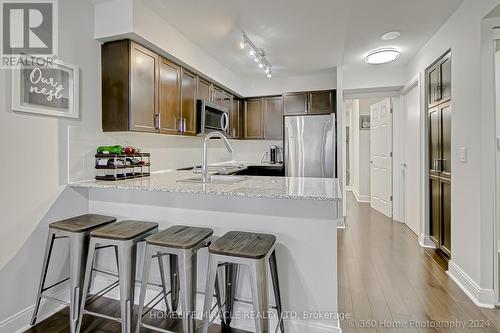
[459,146,467,163]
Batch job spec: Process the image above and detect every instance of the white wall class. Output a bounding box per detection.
[95,0,246,95]
[342,64,407,91]
[406,0,500,302]
[244,69,337,97]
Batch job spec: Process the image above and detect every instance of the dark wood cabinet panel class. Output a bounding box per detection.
[430,177,441,245]
[441,102,451,177]
[442,180,451,256]
[438,53,452,104]
[158,58,180,134]
[197,78,211,101]
[263,97,283,140]
[181,69,197,136]
[102,40,130,131]
[212,87,223,105]
[309,90,334,114]
[244,99,263,139]
[426,51,452,258]
[427,65,439,107]
[283,92,308,115]
[230,99,241,139]
[130,42,159,132]
[428,107,440,175]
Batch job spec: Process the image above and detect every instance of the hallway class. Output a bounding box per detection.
[339,193,500,332]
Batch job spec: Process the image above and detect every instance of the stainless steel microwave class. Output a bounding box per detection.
[197,99,229,134]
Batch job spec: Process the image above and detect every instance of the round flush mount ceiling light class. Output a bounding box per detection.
[380,31,401,41]
[365,48,400,64]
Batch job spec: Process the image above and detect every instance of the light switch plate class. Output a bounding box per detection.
[459,146,467,163]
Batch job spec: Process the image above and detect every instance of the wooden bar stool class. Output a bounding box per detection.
[77,220,159,333]
[201,231,285,333]
[135,225,225,333]
[30,214,116,333]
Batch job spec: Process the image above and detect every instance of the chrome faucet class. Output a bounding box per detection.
[202,132,233,183]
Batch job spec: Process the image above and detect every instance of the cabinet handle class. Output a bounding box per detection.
[177,118,183,132]
[182,118,187,133]
[155,114,160,130]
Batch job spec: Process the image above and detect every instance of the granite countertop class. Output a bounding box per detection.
[69,162,341,202]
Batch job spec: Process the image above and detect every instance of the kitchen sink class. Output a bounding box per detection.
[178,174,249,184]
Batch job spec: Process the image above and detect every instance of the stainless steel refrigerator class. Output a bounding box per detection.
[284,114,335,178]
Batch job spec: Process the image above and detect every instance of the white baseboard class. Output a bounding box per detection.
[447,260,495,308]
[418,234,436,248]
[336,217,346,229]
[351,187,370,203]
[0,288,69,333]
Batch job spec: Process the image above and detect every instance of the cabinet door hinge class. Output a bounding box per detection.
[390,152,393,158]
[390,195,393,202]
[390,108,393,114]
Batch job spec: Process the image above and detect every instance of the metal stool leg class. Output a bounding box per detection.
[249,259,269,333]
[30,230,56,326]
[69,233,88,333]
[269,250,284,333]
[201,254,218,333]
[178,251,197,333]
[157,254,170,312]
[135,244,154,333]
[169,254,179,312]
[118,242,137,333]
[76,238,98,333]
[224,263,239,326]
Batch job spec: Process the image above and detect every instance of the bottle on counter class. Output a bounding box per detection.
[97,145,123,155]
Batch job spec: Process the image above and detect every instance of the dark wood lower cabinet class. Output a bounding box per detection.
[429,177,451,257]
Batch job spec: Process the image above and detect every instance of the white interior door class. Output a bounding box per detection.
[403,85,421,235]
[370,98,393,217]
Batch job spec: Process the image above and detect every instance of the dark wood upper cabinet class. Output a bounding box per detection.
[212,86,223,105]
[158,57,181,134]
[130,43,159,132]
[438,53,451,103]
[283,92,308,115]
[181,69,197,135]
[102,40,130,131]
[309,90,335,115]
[428,51,451,107]
[263,97,283,140]
[244,98,263,139]
[197,77,211,101]
[102,40,160,132]
[230,99,241,139]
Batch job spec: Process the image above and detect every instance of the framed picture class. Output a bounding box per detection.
[12,60,79,119]
[360,115,371,130]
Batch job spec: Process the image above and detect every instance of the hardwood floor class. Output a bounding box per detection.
[25,192,500,332]
[339,192,500,332]
[25,296,249,333]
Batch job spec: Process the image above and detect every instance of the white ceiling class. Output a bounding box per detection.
[143,0,463,79]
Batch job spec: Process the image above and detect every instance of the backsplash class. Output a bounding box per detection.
[68,126,282,182]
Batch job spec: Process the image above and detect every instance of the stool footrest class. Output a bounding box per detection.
[141,322,176,333]
[85,280,119,305]
[141,290,172,318]
[40,294,69,306]
[83,309,121,323]
[41,277,70,293]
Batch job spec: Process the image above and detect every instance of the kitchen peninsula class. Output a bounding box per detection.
[69,165,341,333]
